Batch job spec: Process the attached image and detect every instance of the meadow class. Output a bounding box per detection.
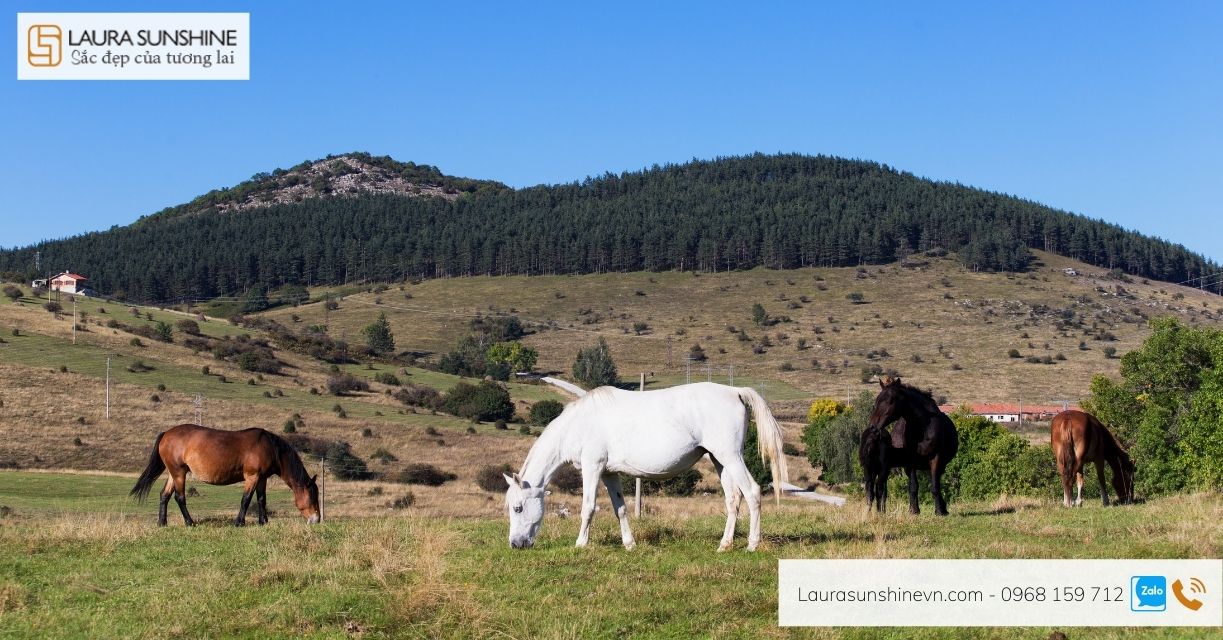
[0,471,1218,639]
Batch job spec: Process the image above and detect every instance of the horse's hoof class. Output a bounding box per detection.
[717,542,732,552]
[234,521,245,527]
[624,542,636,551]
[746,543,759,552]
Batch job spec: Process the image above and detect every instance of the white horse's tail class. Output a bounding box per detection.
[738,387,789,505]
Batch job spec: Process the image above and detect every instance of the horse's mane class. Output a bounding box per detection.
[267,430,312,488]
[897,382,941,413]
[1096,420,1134,469]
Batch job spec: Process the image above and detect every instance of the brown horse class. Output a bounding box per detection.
[866,377,959,515]
[859,419,909,513]
[130,424,320,526]
[1050,410,1135,507]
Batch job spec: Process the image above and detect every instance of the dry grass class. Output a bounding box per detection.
[258,251,1223,404]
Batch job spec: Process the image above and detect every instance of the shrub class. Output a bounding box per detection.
[326,373,370,396]
[175,319,200,335]
[1008,348,1021,358]
[630,469,702,496]
[153,321,174,343]
[282,420,297,433]
[494,419,508,430]
[130,337,144,347]
[688,343,707,362]
[442,381,514,422]
[519,425,532,435]
[393,384,442,410]
[529,399,565,427]
[957,432,1057,499]
[324,442,371,480]
[572,337,618,388]
[43,301,62,314]
[361,312,395,355]
[846,292,865,304]
[548,463,584,493]
[476,463,514,492]
[373,372,401,386]
[370,448,398,463]
[387,493,415,509]
[391,463,456,486]
[2,285,22,302]
[237,350,282,374]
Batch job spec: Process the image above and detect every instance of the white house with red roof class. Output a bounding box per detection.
[49,272,88,295]
[938,403,1076,423]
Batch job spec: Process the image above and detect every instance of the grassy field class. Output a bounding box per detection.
[0,471,1218,639]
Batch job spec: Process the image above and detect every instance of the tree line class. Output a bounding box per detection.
[2,153,1217,302]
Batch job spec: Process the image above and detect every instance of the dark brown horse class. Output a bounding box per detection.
[1050,410,1135,507]
[859,419,909,513]
[866,377,959,515]
[130,424,320,526]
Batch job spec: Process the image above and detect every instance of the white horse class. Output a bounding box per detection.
[504,382,788,551]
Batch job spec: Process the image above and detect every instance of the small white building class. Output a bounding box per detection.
[49,272,88,295]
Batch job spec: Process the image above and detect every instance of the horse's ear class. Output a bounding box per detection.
[503,473,518,489]
[310,474,318,485]
[878,375,891,388]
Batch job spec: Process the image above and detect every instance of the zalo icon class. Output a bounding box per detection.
[1131,576,1167,611]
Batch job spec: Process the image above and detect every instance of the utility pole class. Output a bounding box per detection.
[72,297,77,344]
[636,372,644,518]
[105,357,111,419]
[193,394,203,426]
[319,458,326,523]
[729,364,734,386]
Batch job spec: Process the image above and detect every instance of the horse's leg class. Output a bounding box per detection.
[907,465,920,515]
[711,458,741,551]
[255,478,269,525]
[172,472,194,526]
[721,458,762,551]
[158,479,173,526]
[930,458,949,516]
[601,474,636,550]
[1073,441,1087,506]
[234,475,258,527]
[1059,464,1074,508]
[1095,461,1110,507]
[575,463,603,548]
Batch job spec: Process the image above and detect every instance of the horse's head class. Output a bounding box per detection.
[504,472,545,549]
[1113,453,1137,505]
[295,474,321,524]
[868,375,905,430]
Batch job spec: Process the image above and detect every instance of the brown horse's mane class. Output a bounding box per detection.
[267,430,312,488]
[1095,419,1135,469]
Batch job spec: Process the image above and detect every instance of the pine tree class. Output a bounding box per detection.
[572,337,618,389]
[361,312,395,355]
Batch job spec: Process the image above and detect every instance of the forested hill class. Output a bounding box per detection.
[2,153,1217,302]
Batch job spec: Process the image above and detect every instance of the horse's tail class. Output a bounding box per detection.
[1052,418,1076,480]
[738,387,789,504]
[130,431,166,502]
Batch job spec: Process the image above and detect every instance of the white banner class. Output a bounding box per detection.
[17,13,249,80]
[779,559,1222,627]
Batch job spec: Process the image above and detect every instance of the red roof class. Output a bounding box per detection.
[939,403,1077,416]
[56,273,87,280]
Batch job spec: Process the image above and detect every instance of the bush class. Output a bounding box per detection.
[44,301,62,314]
[572,337,618,388]
[2,285,22,302]
[282,420,296,433]
[391,463,456,486]
[237,350,282,374]
[442,381,514,422]
[529,399,565,427]
[175,319,200,335]
[1008,348,1021,358]
[373,372,401,386]
[324,442,371,480]
[393,384,442,410]
[846,292,865,304]
[957,432,1057,499]
[387,493,415,509]
[361,312,395,355]
[370,448,398,463]
[326,373,370,396]
[494,419,508,430]
[476,463,514,492]
[550,463,583,494]
[153,321,174,343]
[629,469,702,496]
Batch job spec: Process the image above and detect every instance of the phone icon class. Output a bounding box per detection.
[1172,578,1205,611]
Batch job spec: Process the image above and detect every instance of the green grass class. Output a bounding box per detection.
[0,471,1218,639]
[10,291,254,339]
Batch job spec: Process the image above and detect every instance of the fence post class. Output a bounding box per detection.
[319,458,325,523]
[105,356,110,419]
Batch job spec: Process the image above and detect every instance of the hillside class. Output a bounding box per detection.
[257,250,1223,406]
[2,153,1218,302]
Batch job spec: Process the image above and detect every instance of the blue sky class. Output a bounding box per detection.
[4,2,1221,261]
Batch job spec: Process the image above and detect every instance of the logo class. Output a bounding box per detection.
[27,24,62,67]
[1131,576,1167,612]
[1172,578,1206,611]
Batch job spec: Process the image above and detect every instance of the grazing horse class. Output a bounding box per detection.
[859,419,908,513]
[130,424,321,526]
[504,382,788,551]
[866,377,959,515]
[1050,410,1135,507]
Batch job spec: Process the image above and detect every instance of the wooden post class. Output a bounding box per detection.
[318,458,325,523]
[635,372,644,518]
